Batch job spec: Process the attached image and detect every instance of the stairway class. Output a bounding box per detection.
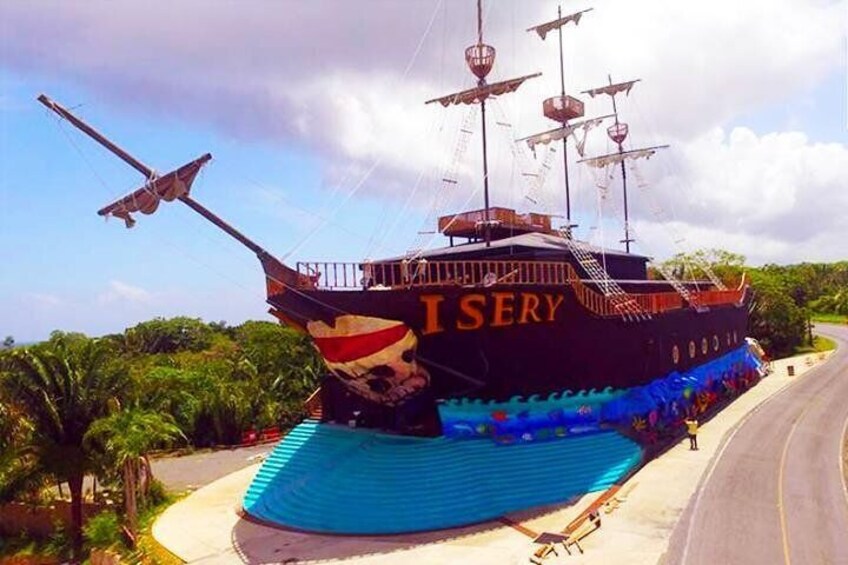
[243,420,642,534]
[652,262,704,311]
[561,236,649,321]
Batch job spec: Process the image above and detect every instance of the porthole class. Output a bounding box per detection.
[713,335,720,351]
[672,344,680,365]
[688,341,696,359]
[701,337,708,355]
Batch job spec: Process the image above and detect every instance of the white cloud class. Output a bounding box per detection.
[97,280,153,305]
[624,127,848,264]
[26,292,61,308]
[1,0,845,264]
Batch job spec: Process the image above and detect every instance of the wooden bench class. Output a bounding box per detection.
[604,481,638,514]
[563,511,601,554]
[530,532,567,564]
[530,511,603,562]
[563,485,620,533]
[528,483,636,562]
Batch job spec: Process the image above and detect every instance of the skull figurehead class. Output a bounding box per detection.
[306,315,430,405]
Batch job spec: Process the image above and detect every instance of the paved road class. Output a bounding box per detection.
[666,324,848,565]
[150,443,271,492]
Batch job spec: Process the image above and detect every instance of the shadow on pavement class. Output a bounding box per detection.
[229,513,513,563]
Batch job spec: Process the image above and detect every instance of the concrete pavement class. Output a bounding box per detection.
[664,324,848,564]
[153,345,839,564]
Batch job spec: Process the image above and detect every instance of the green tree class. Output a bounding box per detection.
[235,321,323,428]
[0,337,127,558]
[85,408,183,535]
[0,392,42,504]
[810,290,848,316]
[122,317,213,354]
[748,270,808,356]
[660,248,746,287]
[130,366,206,441]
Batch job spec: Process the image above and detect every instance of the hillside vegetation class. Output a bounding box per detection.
[660,251,847,357]
[0,319,321,560]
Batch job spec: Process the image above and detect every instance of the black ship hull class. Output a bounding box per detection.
[270,280,751,434]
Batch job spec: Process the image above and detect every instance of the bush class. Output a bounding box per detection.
[43,521,70,559]
[83,511,122,550]
[748,270,808,357]
[145,479,169,508]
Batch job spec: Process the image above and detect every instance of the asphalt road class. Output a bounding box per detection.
[665,323,848,565]
[150,443,271,492]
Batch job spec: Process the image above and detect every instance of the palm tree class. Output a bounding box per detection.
[85,408,184,535]
[0,399,44,503]
[0,337,127,558]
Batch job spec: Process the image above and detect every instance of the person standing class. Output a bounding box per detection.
[685,415,699,450]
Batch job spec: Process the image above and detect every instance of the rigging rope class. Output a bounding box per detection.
[408,170,486,258]
[406,105,478,259]
[282,0,445,261]
[623,96,726,290]
[52,115,122,200]
[629,159,727,290]
[565,163,648,321]
[491,98,557,213]
[589,160,701,306]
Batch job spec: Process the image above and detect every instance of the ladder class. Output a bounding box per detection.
[651,262,703,310]
[408,106,478,259]
[629,162,726,290]
[495,100,558,212]
[560,234,650,321]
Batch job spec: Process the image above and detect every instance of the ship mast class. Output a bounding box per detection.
[580,78,668,254]
[556,6,571,231]
[525,7,592,237]
[608,75,633,253]
[476,1,493,247]
[426,0,540,247]
[37,94,299,288]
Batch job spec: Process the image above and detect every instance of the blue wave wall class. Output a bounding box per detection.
[438,344,765,443]
[242,344,764,534]
[243,421,641,534]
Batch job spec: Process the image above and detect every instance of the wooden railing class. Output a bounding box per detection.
[296,259,574,290]
[438,207,552,236]
[692,289,745,307]
[294,260,745,317]
[303,387,323,420]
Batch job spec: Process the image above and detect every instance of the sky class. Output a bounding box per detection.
[0,0,846,342]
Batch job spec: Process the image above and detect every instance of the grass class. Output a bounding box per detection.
[0,533,65,563]
[1,482,186,565]
[133,492,186,565]
[813,335,838,352]
[811,312,848,324]
[794,334,837,355]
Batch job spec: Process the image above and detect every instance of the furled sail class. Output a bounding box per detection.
[519,114,613,155]
[425,73,541,107]
[583,80,640,99]
[579,146,668,169]
[526,8,592,40]
[98,153,212,227]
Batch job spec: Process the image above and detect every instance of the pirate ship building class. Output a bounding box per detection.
[38,1,750,439]
[41,0,766,535]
